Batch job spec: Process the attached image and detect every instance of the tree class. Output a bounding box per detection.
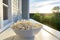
[52,6,60,13]
[51,6,60,31]
[52,6,60,17]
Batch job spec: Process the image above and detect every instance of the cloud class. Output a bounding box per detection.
[29,0,60,13]
[30,0,60,8]
[37,4,60,13]
[30,4,60,13]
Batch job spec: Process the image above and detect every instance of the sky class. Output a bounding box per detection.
[29,0,60,13]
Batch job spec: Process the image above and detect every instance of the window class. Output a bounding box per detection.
[3,0,8,5]
[3,0,8,20]
[3,6,8,20]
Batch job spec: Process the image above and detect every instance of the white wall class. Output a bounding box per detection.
[18,0,22,20]
[0,0,20,30]
[12,0,19,22]
[0,0,3,28]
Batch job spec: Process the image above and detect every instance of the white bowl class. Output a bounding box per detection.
[13,26,42,38]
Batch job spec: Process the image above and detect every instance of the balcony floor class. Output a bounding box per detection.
[0,27,60,40]
[0,19,60,40]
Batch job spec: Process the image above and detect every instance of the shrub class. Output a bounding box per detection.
[30,13,60,31]
[31,13,41,22]
[51,13,60,31]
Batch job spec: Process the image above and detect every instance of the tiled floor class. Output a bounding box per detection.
[0,28,60,40]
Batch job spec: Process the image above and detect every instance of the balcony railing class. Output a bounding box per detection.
[30,19,60,40]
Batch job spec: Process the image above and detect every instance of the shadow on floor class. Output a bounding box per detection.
[3,35,35,40]
[3,35,15,40]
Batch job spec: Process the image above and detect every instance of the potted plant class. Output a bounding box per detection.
[12,20,42,38]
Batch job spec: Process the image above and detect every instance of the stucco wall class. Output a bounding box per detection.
[0,0,19,28]
[12,0,18,22]
[0,0,3,28]
[0,0,22,28]
[18,0,22,20]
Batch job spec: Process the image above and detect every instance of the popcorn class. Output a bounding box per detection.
[12,20,42,30]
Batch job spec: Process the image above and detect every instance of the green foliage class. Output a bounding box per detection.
[51,13,60,31]
[30,13,60,31]
[30,6,60,31]
[30,13,45,23]
[31,13,41,22]
[30,14,34,18]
